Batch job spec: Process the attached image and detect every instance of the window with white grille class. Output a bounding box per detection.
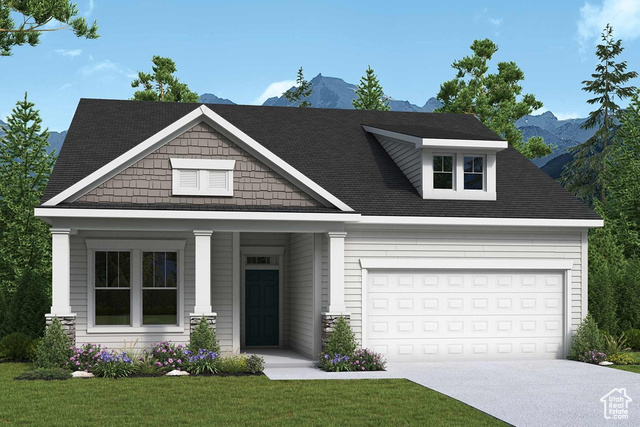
[170,158,235,196]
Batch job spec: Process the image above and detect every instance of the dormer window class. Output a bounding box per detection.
[463,156,484,190]
[170,159,235,196]
[433,155,454,190]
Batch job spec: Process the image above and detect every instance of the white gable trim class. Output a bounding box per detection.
[363,125,508,151]
[43,105,354,212]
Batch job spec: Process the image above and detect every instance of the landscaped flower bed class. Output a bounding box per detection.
[15,317,265,380]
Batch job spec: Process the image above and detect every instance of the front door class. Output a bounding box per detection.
[245,269,279,346]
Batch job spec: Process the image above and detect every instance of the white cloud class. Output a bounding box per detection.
[489,17,503,27]
[252,80,296,105]
[55,48,83,58]
[577,0,640,51]
[79,59,135,78]
[59,83,72,91]
[84,0,95,18]
[554,111,582,120]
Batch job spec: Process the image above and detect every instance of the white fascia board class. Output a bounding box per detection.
[169,158,235,170]
[363,125,508,151]
[198,106,353,212]
[359,257,574,271]
[34,207,360,222]
[42,106,206,206]
[356,215,604,228]
[43,105,353,212]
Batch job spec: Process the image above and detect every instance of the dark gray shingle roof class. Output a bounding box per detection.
[43,99,600,220]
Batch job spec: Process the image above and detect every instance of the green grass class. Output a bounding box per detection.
[0,363,505,426]
[610,352,640,374]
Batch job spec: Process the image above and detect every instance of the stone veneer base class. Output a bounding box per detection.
[45,314,77,345]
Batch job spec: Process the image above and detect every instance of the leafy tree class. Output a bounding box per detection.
[353,66,390,111]
[131,56,199,102]
[0,94,54,299]
[284,67,313,107]
[562,24,638,205]
[0,0,98,56]
[436,39,552,159]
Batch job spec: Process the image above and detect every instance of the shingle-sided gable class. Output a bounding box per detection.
[76,122,321,208]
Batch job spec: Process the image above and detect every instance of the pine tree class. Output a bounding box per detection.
[0,94,54,335]
[0,0,98,56]
[436,39,552,159]
[353,66,390,111]
[131,56,199,102]
[284,67,313,107]
[561,24,638,205]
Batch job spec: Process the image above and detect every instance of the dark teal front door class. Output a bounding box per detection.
[245,270,279,346]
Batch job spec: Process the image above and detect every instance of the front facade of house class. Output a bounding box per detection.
[36,100,602,362]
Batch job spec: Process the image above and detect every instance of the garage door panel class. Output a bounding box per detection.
[368,337,565,361]
[366,269,565,361]
[367,315,563,338]
[367,293,563,316]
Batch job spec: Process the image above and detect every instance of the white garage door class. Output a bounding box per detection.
[365,269,565,361]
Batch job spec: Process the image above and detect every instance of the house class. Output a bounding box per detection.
[35,99,602,362]
[600,388,632,420]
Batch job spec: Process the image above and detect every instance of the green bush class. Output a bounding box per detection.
[92,351,136,379]
[0,333,34,361]
[324,317,357,358]
[188,318,220,354]
[569,313,605,361]
[14,368,71,381]
[245,354,264,374]
[623,329,640,350]
[607,352,636,365]
[218,355,247,374]
[185,349,219,375]
[604,333,630,355]
[34,318,72,369]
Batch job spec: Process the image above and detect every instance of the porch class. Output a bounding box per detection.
[45,222,351,360]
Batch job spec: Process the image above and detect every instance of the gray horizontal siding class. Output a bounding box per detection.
[287,233,314,357]
[377,136,422,194]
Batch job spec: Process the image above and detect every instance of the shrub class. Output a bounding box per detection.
[218,355,247,374]
[607,352,635,365]
[325,317,357,358]
[245,354,264,374]
[569,313,605,361]
[14,368,72,381]
[147,341,185,372]
[623,329,640,350]
[92,351,136,379]
[319,354,352,372]
[604,333,630,356]
[0,333,34,362]
[188,318,220,354]
[185,349,219,375]
[581,350,607,364]
[67,343,102,372]
[34,318,72,369]
[135,354,165,376]
[351,348,386,371]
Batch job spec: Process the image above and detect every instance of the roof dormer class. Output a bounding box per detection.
[364,124,508,201]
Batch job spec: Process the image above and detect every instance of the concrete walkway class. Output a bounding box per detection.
[265,360,640,426]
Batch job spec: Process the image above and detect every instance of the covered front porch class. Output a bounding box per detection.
[42,212,353,360]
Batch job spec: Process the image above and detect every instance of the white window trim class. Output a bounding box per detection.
[171,158,235,197]
[85,239,186,334]
[431,153,456,191]
[422,150,496,200]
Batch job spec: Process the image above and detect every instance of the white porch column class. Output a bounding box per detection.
[192,230,213,314]
[326,231,347,313]
[49,228,73,315]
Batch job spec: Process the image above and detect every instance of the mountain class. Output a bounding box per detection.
[263,73,436,112]
[519,125,580,167]
[0,119,65,155]
[541,153,573,180]
[198,93,235,105]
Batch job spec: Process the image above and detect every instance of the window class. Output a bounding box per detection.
[170,158,235,196]
[94,251,131,325]
[142,252,178,325]
[246,256,278,265]
[433,155,454,189]
[464,156,484,190]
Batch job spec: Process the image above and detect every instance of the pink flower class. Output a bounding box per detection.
[168,358,174,363]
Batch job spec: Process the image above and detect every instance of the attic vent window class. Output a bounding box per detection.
[170,158,235,196]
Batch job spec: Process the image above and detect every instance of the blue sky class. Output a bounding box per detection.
[2,0,640,131]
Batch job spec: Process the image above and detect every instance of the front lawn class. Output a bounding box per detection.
[0,363,505,426]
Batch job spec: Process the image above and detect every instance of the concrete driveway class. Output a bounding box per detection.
[396,360,639,427]
[265,360,639,426]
